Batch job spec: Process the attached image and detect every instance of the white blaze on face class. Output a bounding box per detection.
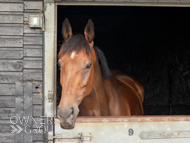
[71,51,76,59]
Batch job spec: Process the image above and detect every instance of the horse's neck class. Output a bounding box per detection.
[79,61,109,116]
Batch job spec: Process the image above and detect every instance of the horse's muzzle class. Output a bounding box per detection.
[57,106,77,129]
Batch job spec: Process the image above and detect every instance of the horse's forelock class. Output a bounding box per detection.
[58,34,91,59]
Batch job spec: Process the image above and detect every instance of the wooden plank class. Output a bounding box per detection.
[0,0,23,2]
[15,81,24,143]
[24,48,42,57]
[0,84,15,95]
[24,1,42,10]
[33,81,42,93]
[23,69,42,81]
[0,3,23,12]
[24,57,42,61]
[0,26,23,35]
[33,132,43,141]
[33,93,42,105]
[0,48,23,50]
[0,50,23,59]
[0,35,23,39]
[0,108,15,120]
[0,124,11,133]
[33,105,42,116]
[23,60,42,69]
[0,38,23,47]
[0,24,23,27]
[0,72,22,83]
[0,120,13,133]
[0,60,23,71]
[24,45,42,49]
[0,15,23,23]
[24,24,42,34]
[0,96,15,107]
[24,36,42,45]
[24,81,33,143]
[0,133,14,143]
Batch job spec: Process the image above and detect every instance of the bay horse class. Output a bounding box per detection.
[57,18,144,129]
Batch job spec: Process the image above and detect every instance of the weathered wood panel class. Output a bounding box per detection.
[0,3,23,12]
[0,108,15,120]
[24,1,43,10]
[0,23,23,27]
[0,50,23,59]
[23,69,42,81]
[0,15,23,23]
[33,132,43,141]
[0,84,15,95]
[0,0,23,2]
[33,82,42,93]
[0,133,14,143]
[24,36,43,45]
[0,72,22,83]
[24,45,42,49]
[0,38,23,47]
[33,93,42,105]
[24,82,33,143]
[15,81,24,143]
[23,60,42,69]
[0,96,15,107]
[24,48,42,57]
[0,120,12,133]
[0,60,23,71]
[32,117,43,128]
[33,105,43,116]
[0,124,11,133]
[0,26,23,35]
[24,24,42,34]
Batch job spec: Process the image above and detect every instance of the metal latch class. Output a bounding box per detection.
[139,130,190,139]
[48,132,92,142]
[48,93,54,102]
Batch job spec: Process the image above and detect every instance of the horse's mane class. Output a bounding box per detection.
[58,34,111,78]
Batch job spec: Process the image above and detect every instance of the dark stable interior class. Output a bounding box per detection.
[57,6,190,115]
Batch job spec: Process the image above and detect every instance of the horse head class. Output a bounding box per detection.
[57,18,96,129]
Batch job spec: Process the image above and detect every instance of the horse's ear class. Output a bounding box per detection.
[62,18,73,40]
[84,19,95,43]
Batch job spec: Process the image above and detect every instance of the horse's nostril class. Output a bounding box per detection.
[71,107,74,115]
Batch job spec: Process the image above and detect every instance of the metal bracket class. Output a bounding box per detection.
[48,92,54,102]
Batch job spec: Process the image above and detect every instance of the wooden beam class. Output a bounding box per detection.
[0,50,23,59]
[0,15,23,24]
[0,38,23,47]
[0,3,23,12]
[0,26,23,35]
[0,60,23,71]
[0,84,15,95]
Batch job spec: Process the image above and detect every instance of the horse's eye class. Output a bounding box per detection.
[85,62,92,69]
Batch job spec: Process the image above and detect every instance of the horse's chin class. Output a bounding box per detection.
[60,118,76,129]
[60,124,75,129]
